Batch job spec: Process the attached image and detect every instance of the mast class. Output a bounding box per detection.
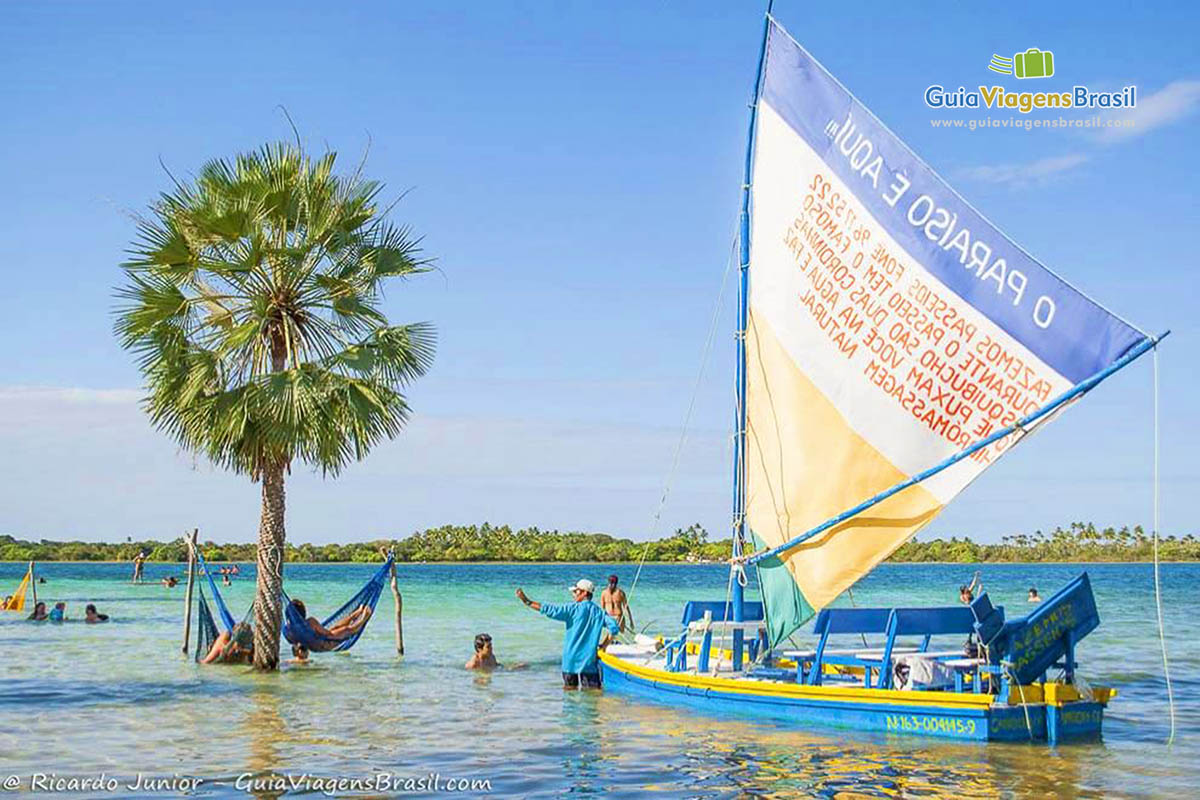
[731,3,774,666]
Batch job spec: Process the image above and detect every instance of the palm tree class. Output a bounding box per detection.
[115,142,435,669]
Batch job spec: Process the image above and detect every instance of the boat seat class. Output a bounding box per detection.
[869,606,984,689]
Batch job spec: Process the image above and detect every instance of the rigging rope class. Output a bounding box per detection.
[1151,345,1176,745]
[626,224,739,610]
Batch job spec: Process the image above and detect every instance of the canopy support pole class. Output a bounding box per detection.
[746,332,1169,567]
[182,529,198,653]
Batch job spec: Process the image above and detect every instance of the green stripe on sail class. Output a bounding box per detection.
[750,530,814,647]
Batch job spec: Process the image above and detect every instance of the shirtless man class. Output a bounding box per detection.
[465,633,499,670]
[599,575,633,633]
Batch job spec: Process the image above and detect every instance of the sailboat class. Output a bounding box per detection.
[599,12,1163,743]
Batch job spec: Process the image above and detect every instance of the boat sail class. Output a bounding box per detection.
[741,19,1150,647]
[598,10,1159,744]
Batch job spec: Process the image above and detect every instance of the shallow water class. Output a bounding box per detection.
[0,561,1194,798]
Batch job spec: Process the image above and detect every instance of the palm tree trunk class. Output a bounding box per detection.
[252,460,287,670]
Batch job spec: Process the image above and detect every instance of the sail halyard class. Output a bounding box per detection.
[741,17,1152,648]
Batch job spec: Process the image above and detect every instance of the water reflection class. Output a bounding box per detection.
[584,693,1104,799]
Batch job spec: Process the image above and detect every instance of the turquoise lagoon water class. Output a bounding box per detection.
[0,561,1195,798]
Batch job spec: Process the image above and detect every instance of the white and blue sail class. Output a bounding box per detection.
[740,19,1151,646]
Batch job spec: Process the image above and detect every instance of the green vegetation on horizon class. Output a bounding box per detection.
[2,522,1196,564]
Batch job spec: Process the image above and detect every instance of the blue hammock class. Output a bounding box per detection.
[282,556,393,653]
[194,547,240,633]
[191,545,392,657]
[192,548,256,662]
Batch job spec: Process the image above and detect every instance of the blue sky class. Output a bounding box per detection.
[1,1,1196,545]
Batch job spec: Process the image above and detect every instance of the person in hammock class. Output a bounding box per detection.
[201,621,254,664]
[289,598,373,650]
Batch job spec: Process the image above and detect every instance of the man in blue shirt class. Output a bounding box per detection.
[517,579,620,689]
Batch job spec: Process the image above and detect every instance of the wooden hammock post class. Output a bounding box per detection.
[29,561,37,609]
[387,551,404,656]
[181,529,198,654]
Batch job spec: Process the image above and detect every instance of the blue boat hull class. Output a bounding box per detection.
[599,652,1105,743]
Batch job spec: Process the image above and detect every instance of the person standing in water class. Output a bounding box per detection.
[600,575,634,633]
[516,579,619,689]
[131,551,147,583]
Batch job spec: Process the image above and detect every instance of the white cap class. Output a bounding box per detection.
[569,579,595,595]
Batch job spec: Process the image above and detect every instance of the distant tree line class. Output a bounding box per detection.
[0,521,1195,564]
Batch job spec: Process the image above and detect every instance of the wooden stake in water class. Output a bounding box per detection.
[181,529,198,653]
[389,555,404,656]
[29,561,37,609]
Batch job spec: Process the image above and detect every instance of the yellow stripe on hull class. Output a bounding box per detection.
[598,650,995,711]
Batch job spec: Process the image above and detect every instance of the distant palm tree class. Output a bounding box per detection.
[115,142,435,669]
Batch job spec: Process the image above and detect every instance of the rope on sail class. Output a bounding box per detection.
[1151,346,1176,745]
[626,223,739,612]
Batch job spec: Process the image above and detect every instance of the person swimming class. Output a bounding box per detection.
[48,602,66,622]
[290,643,310,664]
[162,576,178,588]
[84,603,109,623]
[28,601,48,621]
[201,622,254,664]
[288,599,372,651]
[465,633,499,670]
[463,633,526,671]
[1027,587,1042,603]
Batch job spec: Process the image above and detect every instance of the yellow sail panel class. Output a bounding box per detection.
[2,567,31,611]
[746,312,943,611]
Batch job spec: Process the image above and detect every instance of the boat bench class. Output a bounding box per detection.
[940,657,989,692]
[784,604,1003,689]
[666,601,768,672]
[788,607,894,686]
[866,606,989,690]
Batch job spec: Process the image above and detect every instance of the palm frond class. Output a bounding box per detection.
[114,140,436,478]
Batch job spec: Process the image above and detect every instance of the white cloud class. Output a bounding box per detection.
[958,79,1200,186]
[1098,79,1200,143]
[957,153,1089,187]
